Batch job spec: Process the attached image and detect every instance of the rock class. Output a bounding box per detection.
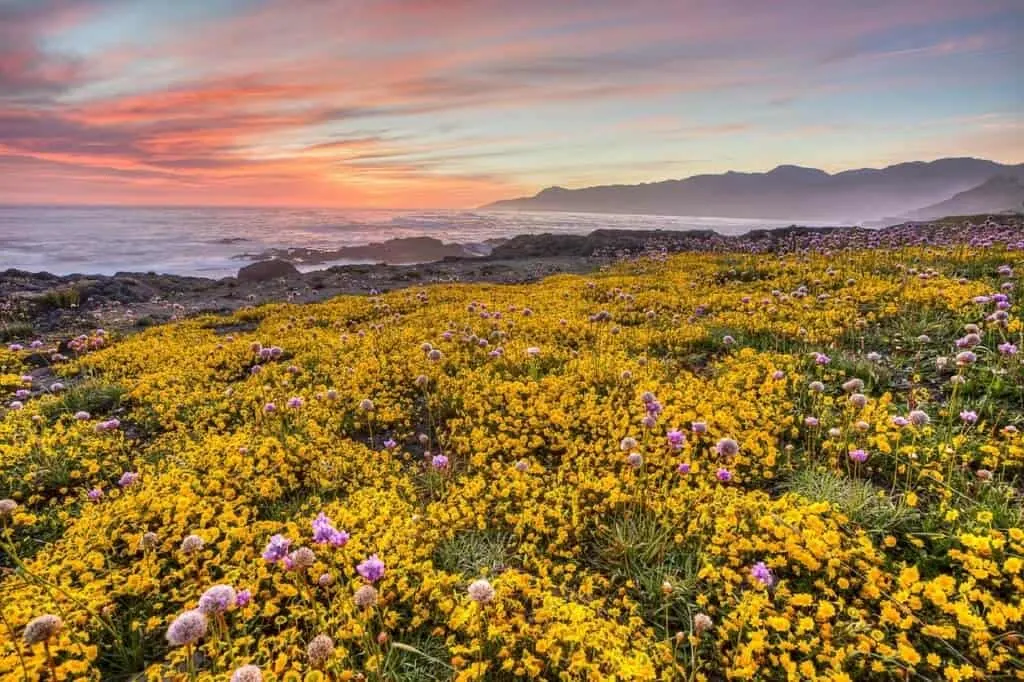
[237,259,300,282]
[237,237,477,266]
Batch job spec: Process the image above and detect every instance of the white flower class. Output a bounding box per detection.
[468,578,495,604]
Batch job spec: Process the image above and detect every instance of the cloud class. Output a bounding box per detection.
[0,0,122,102]
[0,0,1020,205]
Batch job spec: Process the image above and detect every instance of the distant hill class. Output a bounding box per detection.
[906,176,1024,220]
[482,158,1024,222]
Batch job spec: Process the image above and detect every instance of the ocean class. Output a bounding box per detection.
[0,206,809,278]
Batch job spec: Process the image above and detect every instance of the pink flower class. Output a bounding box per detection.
[357,554,385,583]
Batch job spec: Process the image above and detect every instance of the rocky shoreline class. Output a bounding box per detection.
[2,214,1020,343]
[0,256,599,341]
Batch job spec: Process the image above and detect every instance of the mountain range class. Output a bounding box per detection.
[482,158,1024,223]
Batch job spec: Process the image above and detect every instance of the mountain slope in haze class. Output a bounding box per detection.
[907,176,1024,220]
[483,158,1024,222]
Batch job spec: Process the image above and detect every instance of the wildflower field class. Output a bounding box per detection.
[1,245,1022,681]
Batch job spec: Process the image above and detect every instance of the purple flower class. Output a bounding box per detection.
[263,402,276,413]
[641,414,657,429]
[805,416,820,428]
[955,351,977,366]
[312,513,349,547]
[892,416,909,427]
[383,438,397,450]
[97,418,120,432]
[235,589,252,607]
[166,610,207,647]
[772,370,785,380]
[287,397,303,409]
[715,468,732,482]
[666,430,685,450]
[357,554,385,583]
[87,488,104,501]
[998,342,1018,356]
[691,422,707,434]
[751,561,774,586]
[848,449,868,463]
[118,471,140,488]
[715,438,739,456]
[813,352,831,366]
[676,462,691,475]
[284,547,315,571]
[74,410,91,421]
[14,389,29,399]
[960,410,978,424]
[431,454,449,470]
[198,584,237,614]
[262,534,292,563]
[626,452,643,468]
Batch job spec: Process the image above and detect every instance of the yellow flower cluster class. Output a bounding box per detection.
[1,247,1021,680]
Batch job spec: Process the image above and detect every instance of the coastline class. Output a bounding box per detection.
[2,214,1021,343]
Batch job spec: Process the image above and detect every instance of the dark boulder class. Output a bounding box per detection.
[237,259,299,282]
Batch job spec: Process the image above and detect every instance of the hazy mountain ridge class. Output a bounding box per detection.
[908,176,1024,220]
[483,158,1024,222]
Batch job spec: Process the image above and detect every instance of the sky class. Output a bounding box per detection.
[0,0,1022,208]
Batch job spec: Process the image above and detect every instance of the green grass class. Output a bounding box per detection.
[0,321,34,343]
[589,510,702,637]
[433,529,514,577]
[41,381,127,421]
[94,594,170,681]
[783,468,919,536]
[34,286,82,310]
[384,632,453,682]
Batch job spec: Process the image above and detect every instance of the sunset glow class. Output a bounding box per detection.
[2,0,1021,207]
